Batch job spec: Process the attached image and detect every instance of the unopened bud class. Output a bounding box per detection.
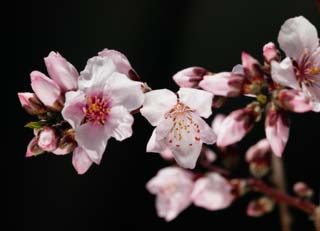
[293,182,313,198]
[247,197,274,217]
[38,127,59,152]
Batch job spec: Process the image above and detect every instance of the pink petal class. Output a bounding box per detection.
[52,143,75,155]
[37,127,58,152]
[193,115,217,144]
[98,48,134,77]
[271,58,299,89]
[265,108,290,157]
[232,64,244,75]
[72,147,93,175]
[26,137,43,157]
[177,88,213,118]
[245,139,271,162]
[278,16,319,59]
[199,72,244,97]
[242,52,260,71]
[146,129,167,153]
[211,114,226,135]
[140,89,177,126]
[191,173,234,210]
[104,73,144,111]
[30,71,62,110]
[172,67,207,88]
[160,149,174,160]
[61,91,86,129]
[44,51,78,92]
[17,92,46,115]
[105,105,134,141]
[263,42,279,63]
[276,89,313,113]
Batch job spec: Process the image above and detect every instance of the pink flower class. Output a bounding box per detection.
[217,104,260,147]
[30,71,63,111]
[199,72,244,97]
[271,16,320,111]
[146,167,194,221]
[245,139,271,162]
[44,51,78,92]
[17,92,46,115]
[141,88,216,169]
[62,55,144,174]
[98,48,139,80]
[191,173,234,210]
[275,89,313,113]
[173,67,208,88]
[265,106,290,157]
[263,42,280,63]
[37,127,58,152]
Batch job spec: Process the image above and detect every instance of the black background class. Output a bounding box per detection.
[12,0,319,230]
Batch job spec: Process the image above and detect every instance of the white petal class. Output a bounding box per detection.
[193,115,217,144]
[271,58,299,89]
[140,89,177,126]
[278,16,319,58]
[61,91,86,129]
[72,147,93,175]
[178,88,213,118]
[104,73,144,111]
[146,129,167,153]
[105,106,134,141]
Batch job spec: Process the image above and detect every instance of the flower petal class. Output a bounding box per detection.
[61,91,86,129]
[26,137,43,157]
[211,114,226,135]
[104,72,144,111]
[278,16,319,58]
[193,115,217,144]
[72,147,93,175]
[146,129,167,153]
[172,67,207,88]
[44,51,78,92]
[177,88,213,118]
[271,58,299,89]
[30,71,62,109]
[140,89,177,126]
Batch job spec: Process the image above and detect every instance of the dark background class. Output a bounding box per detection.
[12,0,319,230]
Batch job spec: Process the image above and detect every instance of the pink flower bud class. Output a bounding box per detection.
[26,137,43,157]
[44,51,78,92]
[37,127,59,152]
[241,52,264,93]
[265,106,290,157]
[217,105,260,147]
[263,42,280,63]
[30,71,63,111]
[199,72,244,97]
[276,89,313,113]
[247,197,274,217]
[17,92,46,115]
[293,182,313,198]
[173,67,207,88]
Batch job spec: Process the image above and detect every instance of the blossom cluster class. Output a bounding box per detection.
[19,16,319,222]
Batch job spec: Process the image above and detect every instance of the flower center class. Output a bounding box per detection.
[164,102,201,147]
[83,96,110,125]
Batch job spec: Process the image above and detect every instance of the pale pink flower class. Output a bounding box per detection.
[98,48,139,80]
[146,167,194,222]
[62,55,144,174]
[173,67,207,88]
[37,127,58,152]
[191,173,234,211]
[217,105,259,147]
[275,89,313,113]
[245,139,271,163]
[17,92,46,115]
[265,106,290,157]
[141,88,216,169]
[44,51,78,92]
[271,16,320,111]
[263,42,280,63]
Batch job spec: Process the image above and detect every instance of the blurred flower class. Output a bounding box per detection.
[146,167,194,222]
[271,16,320,111]
[62,54,144,174]
[247,197,274,217]
[265,105,290,157]
[293,182,314,198]
[141,88,216,169]
[191,173,234,210]
[173,67,208,88]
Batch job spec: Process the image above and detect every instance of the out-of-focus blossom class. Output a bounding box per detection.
[173,67,208,88]
[263,42,280,63]
[62,54,144,174]
[271,16,320,111]
[146,167,194,222]
[17,92,47,115]
[141,88,216,169]
[247,197,274,217]
[37,127,58,152]
[44,51,78,92]
[293,182,314,198]
[217,104,260,147]
[275,89,313,113]
[191,173,234,210]
[265,105,290,157]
